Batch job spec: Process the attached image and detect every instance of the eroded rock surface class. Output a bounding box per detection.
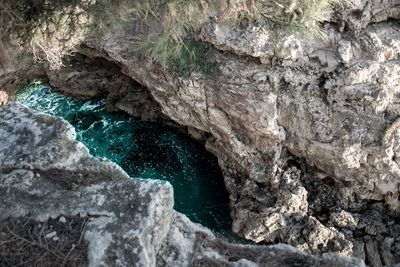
[42,0,400,265]
[0,103,171,266]
[46,54,162,121]
[1,0,399,265]
[0,103,365,266]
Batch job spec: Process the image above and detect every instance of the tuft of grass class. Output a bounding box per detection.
[1,0,93,69]
[234,0,341,39]
[87,0,157,35]
[288,0,341,39]
[169,39,219,79]
[130,0,341,75]
[138,1,209,61]
[0,216,88,267]
[141,37,219,78]
[1,0,341,75]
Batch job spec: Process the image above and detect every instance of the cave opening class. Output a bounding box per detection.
[17,84,232,233]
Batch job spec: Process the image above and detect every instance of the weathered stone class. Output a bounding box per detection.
[0,60,47,104]
[365,236,383,267]
[61,3,400,261]
[330,211,359,230]
[46,54,162,121]
[0,103,366,266]
[159,212,367,267]
[0,103,173,266]
[2,0,400,265]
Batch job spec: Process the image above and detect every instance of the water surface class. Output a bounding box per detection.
[19,86,231,232]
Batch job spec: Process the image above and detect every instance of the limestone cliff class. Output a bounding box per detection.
[36,0,399,265]
[0,103,365,267]
[1,0,400,266]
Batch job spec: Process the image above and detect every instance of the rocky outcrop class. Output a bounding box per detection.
[1,0,399,265]
[46,54,162,121]
[0,60,47,106]
[0,103,367,266]
[26,0,398,265]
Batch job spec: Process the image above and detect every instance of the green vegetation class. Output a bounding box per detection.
[169,39,218,78]
[15,81,42,100]
[164,39,219,79]
[0,0,341,76]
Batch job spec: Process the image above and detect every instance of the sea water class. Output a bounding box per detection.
[18,85,232,232]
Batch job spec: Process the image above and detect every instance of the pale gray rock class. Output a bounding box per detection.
[0,103,366,266]
[160,214,365,267]
[2,0,399,265]
[0,103,173,267]
[68,4,400,261]
[330,211,359,230]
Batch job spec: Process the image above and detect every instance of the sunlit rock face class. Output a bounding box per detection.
[0,103,171,267]
[1,0,398,265]
[0,90,8,105]
[36,0,400,265]
[0,103,366,267]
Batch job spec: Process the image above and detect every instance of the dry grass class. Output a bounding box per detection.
[0,0,341,72]
[0,0,92,69]
[36,168,115,191]
[117,0,341,69]
[0,216,88,267]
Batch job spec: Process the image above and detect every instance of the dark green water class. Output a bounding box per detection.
[18,86,231,232]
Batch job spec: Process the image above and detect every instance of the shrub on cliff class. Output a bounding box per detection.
[0,0,340,72]
[0,0,92,69]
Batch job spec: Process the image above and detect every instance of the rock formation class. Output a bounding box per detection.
[0,103,366,266]
[1,0,399,266]
[33,1,398,265]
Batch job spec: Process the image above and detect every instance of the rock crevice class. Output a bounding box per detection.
[1,0,399,265]
[56,1,400,264]
[0,103,366,267]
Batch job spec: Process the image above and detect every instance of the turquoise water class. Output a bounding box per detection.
[18,86,231,232]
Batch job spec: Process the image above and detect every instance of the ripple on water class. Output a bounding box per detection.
[19,85,232,232]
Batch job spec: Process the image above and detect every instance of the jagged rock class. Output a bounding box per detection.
[0,103,366,266]
[2,0,399,265]
[303,217,353,256]
[0,60,47,104]
[159,213,365,267]
[46,54,162,121]
[365,236,383,267]
[0,103,171,266]
[59,3,400,262]
[330,211,359,230]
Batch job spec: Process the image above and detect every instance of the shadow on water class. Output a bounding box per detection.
[18,85,232,233]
